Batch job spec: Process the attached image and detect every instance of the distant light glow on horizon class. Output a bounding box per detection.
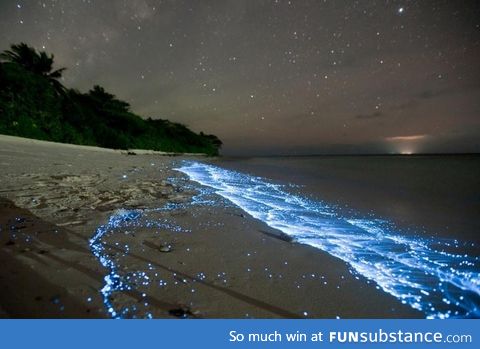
[385,134,428,154]
[385,135,428,142]
[1,0,478,155]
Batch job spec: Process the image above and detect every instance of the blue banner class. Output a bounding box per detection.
[1,319,477,349]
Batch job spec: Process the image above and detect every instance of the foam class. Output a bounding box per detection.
[176,161,480,318]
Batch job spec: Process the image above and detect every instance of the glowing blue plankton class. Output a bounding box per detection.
[177,161,480,319]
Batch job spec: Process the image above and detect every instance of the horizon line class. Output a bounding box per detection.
[222,152,480,158]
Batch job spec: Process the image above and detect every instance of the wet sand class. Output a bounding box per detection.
[0,135,421,318]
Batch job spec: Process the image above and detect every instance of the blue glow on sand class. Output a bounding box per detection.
[176,161,480,319]
[89,209,141,318]
[89,187,199,318]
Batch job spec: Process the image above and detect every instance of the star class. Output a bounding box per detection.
[0,0,477,156]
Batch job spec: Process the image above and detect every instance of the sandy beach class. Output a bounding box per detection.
[0,135,421,318]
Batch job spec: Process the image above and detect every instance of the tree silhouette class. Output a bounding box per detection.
[1,42,222,155]
[0,43,66,95]
[88,85,130,113]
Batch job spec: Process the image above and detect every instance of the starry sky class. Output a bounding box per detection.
[1,0,479,155]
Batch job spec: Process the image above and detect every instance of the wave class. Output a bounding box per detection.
[176,161,480,318]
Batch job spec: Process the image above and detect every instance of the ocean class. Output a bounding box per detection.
[177,155,480,318]
[215,155,480,243]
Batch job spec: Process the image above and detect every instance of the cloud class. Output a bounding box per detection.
[117,0,155,20]
[417,83,480,100]
[355,111,383,120]
[417,89,446,99]
[385,134,428,142]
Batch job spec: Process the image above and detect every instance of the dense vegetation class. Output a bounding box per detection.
[0,43,222,155]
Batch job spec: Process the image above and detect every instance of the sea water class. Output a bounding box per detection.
[176,155,480,319]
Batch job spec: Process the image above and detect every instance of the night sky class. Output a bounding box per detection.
[1,0,479,155]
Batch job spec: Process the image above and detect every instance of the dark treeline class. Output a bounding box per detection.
[0,43,222,155]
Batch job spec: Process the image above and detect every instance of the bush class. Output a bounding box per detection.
[0,43,222,155]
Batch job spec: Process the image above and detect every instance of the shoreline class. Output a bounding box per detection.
[0,135,421,318]
[0,134,210,157]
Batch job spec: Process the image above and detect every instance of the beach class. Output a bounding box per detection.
[177,158,480,319]
[0,135,425,318]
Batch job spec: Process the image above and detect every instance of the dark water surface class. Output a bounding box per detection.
[216,155,480,243]
[177,155,480,318]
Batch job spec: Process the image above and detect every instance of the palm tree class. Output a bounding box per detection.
[0,43,66,95]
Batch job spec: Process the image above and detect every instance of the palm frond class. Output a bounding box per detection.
[49,68,66,79]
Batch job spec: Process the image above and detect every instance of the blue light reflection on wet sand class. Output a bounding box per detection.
[89,208,190,318]
[89,210,142,318]
[88,181,216,318]
[176,161,480,319]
